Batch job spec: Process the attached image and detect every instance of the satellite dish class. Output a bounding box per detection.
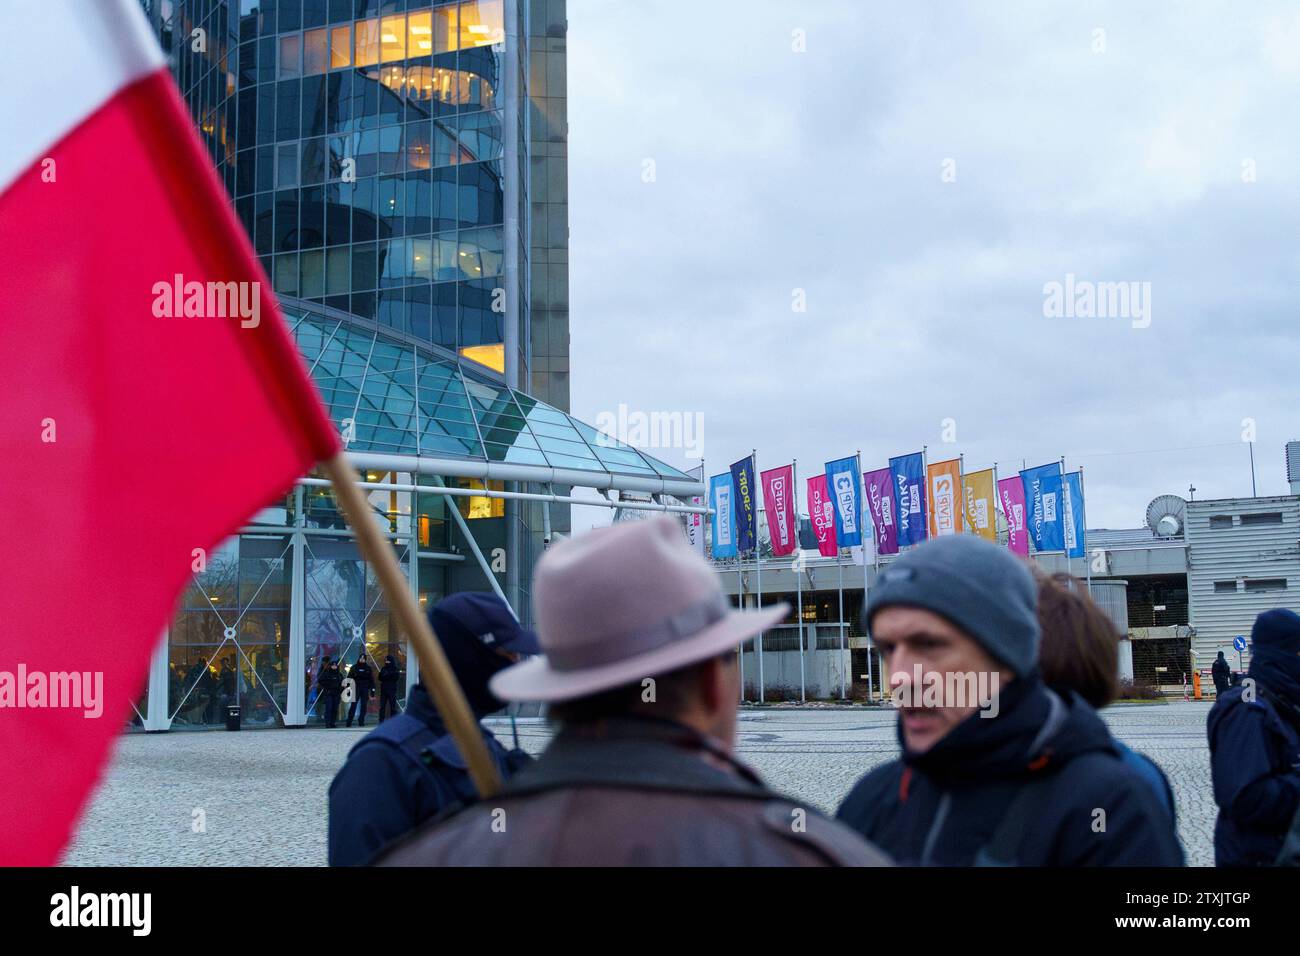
[1145,495,1187,537]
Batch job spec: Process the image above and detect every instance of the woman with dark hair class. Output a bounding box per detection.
[1036,572,1178,822]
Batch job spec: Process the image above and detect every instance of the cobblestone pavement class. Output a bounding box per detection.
[64,701,1216,867]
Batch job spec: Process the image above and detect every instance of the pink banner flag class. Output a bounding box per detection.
[807,474,838,557]
[761,465,798,556]
[997,476,1029,557]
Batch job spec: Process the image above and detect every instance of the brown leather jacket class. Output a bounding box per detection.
[374,717,891,867]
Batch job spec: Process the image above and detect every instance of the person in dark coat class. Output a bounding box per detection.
[328,593,539,866]
[316,657,343,728]
[1212,651,1232,696]
[836,536,1184,866]
[1207,608,1300,866]
[374,517,891,867]
[377,655,400,723]
[1035,571,1178,822]
[346,654,376,727]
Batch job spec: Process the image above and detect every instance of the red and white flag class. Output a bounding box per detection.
[760,465,798,557]
[0,1,340,864]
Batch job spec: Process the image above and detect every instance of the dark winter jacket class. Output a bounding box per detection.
[374,715,892,867]
[348,661,375,691]
[328,684,528,866]
[1207,683,1300,866]
[836,677,1185,866]
[378,662,400,692]
[316,667,343,695]
[1212,655,1232,693]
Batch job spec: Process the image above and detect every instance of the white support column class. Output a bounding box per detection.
[406,485,421,700]
[143,629,171,732]
[286,485,307,726]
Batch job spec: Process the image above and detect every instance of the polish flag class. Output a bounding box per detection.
[0,1,341,864]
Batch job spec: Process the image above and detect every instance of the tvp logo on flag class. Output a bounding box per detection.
[889,452,928,547]
[927,458,963,537]
[963,468,997,541]
[863,466,900,555]
[824,457,863,548]
[807,475,838,557]
[685,495,705,554]
[709,474,737,559]
[761,465,797,556]
[729,456,757,554]
[1020,462,1064,553]
[997,475,1029,556]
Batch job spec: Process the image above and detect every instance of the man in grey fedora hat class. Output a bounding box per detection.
[375,516,889,866]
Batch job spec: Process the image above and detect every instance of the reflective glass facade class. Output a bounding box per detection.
[152,0,522,377]
[136,0,599,729]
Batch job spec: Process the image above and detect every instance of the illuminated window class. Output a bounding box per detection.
[430,66,462,106]
[303,28,328,74]
[459,0,504,48]
[459,343,505,373]
[279,33,301,79]
[406,11,434,56]
[355,18,380,67]
[329,25,351,69]
[433,7,458,53]
[379,64,405,92]
[380,15,406,63]
[458,479,505,519]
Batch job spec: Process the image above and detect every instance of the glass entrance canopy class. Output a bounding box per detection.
[284,300,696,491]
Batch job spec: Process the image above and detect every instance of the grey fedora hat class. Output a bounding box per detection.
[490,515,788,702]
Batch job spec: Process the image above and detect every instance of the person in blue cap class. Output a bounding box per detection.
[1208,608,1300,866]
[327,592,538,866]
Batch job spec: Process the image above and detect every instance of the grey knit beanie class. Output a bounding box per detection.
[865,535,1040,676]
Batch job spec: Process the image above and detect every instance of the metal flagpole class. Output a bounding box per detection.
[870,465,880,704]
[737,554,746,702]
[856,450,866,703]
[837,543,845,700]
[922,444,930,541]
[794,458,806,703]
[993,462,1001,546]
[959,453,965,534]
[1081,465,1091,592]
[753,449,764,704]
[1060,455,1069,579]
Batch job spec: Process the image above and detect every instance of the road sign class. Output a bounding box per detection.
[1233,635,1247,652]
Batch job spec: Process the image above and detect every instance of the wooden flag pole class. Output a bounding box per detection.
[321,452,501,797]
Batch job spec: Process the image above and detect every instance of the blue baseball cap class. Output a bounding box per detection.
[431,592,539,656]
[428,592,539,716]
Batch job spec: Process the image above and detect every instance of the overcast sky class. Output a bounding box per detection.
[562,0,1300,532]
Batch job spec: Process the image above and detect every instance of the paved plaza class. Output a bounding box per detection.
[65,701,1217,867]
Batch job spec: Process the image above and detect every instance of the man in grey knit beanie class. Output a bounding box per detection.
[835,534,1184,866]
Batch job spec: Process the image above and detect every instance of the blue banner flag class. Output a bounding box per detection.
[824,456,863,548]
[1062,471,1086,559]
[729,455,758,554]
[709,473,737,559]
[888,452,927,547]
[1020,462,1064,553]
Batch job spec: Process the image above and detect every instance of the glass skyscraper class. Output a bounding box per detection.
[128,0,701,731]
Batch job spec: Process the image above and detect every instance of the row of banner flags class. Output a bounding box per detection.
[700,453,1088,562]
